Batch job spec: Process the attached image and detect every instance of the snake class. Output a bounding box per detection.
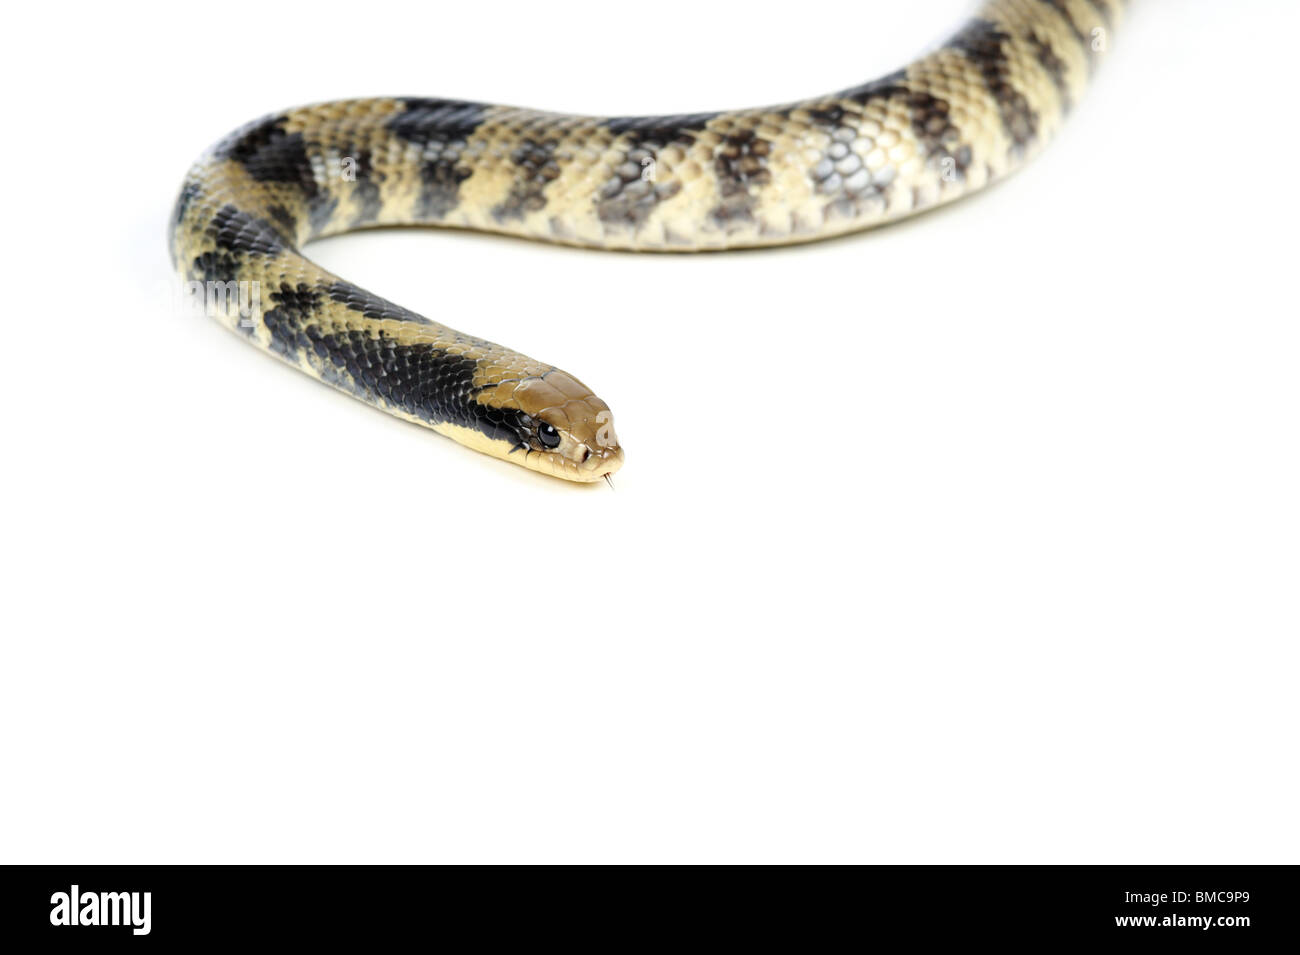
[170,0,1122,484]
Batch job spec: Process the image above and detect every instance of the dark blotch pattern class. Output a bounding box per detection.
[207,204,286,256]
[307,192,338,233]
[191,250,240,285]
[348,150,383,226]
[1038,0,1098,67]
[214,115,319,198]
[904,91,973,180]
[265,203,298,237]
[327,281,432,326]
[352,181,383,226]
[417,161,472,220]
[493,138,560,222]
[387,98,487,221]
[263,283,325,362]
[710,129,772,227]
[387,98,487,146]
[1027,32,1072,111]
[949,19,1039,153]
[597,114,714,228]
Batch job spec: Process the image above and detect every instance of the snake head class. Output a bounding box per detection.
[457,369,622,483]
[512,371,623,483]
[441,366,623,483]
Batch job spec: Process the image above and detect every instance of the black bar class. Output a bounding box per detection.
[0,865,1292,945]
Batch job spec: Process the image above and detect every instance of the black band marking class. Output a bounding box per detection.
[710,129,772,228]
[214,115,320,199]
[208,204,287,256]
[387,99,488,221]
[949,19,1040,154]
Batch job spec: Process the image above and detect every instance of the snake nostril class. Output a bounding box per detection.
[580,448,591,464]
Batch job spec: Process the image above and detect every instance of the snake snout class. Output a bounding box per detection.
[580,443,624,474]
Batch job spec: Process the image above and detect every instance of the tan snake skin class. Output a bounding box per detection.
[170,0,1122,482]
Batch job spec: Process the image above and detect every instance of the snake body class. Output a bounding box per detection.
[170,0,1121,482]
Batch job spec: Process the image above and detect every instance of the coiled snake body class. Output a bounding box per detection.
[170,0,1121,482]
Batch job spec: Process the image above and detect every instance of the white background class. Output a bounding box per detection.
[2,0,1297,863]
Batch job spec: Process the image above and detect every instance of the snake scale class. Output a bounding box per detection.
[170,0,1122,483]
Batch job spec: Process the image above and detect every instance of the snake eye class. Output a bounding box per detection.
[538,422,561,448]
